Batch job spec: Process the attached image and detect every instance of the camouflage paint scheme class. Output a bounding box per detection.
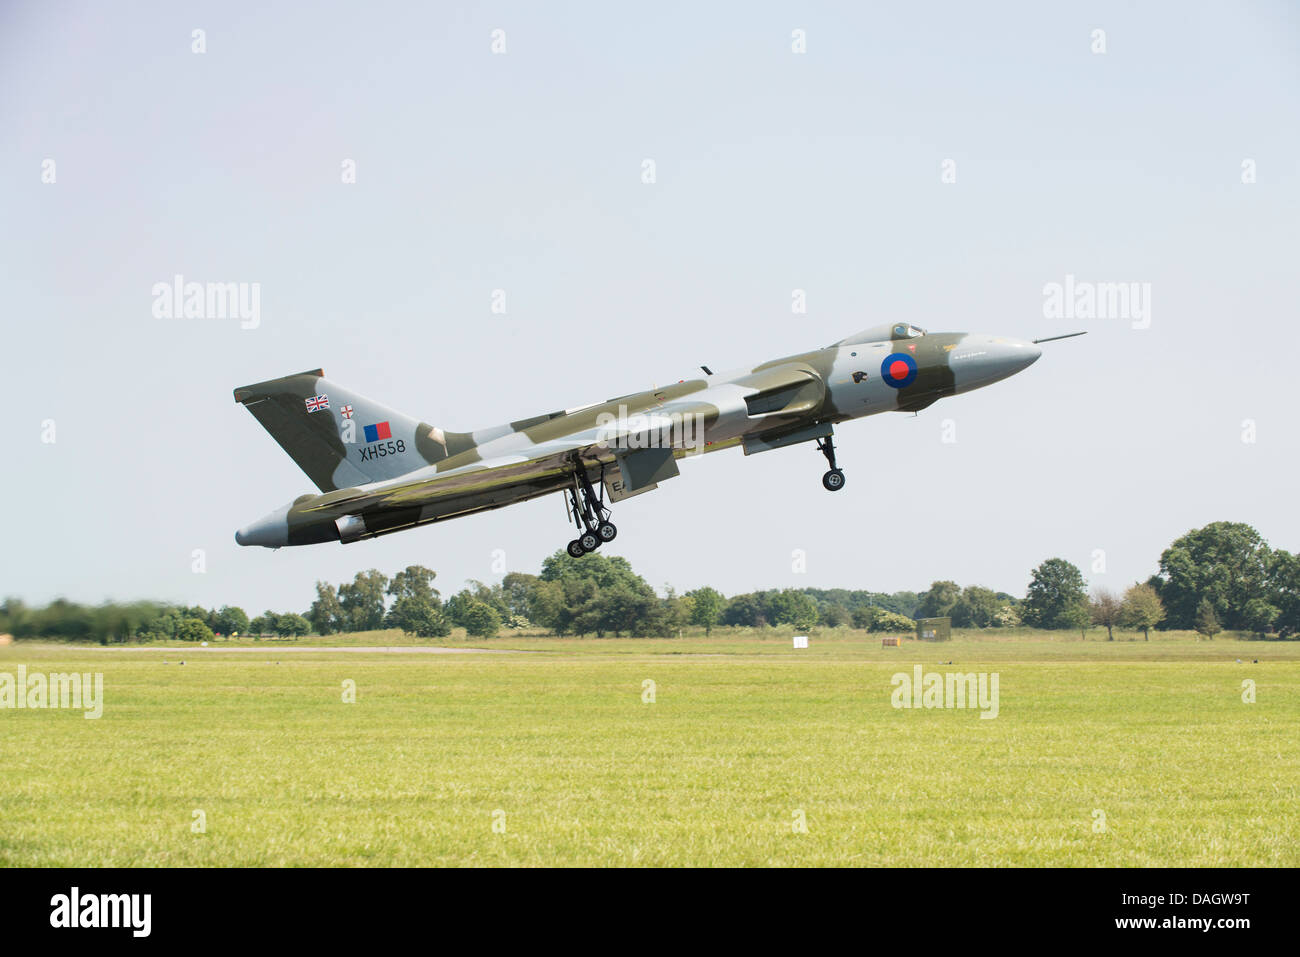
[233,323,1041,547]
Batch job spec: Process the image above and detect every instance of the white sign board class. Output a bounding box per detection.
[792,636,809,649]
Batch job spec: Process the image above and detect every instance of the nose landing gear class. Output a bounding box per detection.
[564,460,618,556]
[817,435,845,491]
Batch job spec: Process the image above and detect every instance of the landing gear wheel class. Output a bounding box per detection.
[564,460,618,557]
[816,434,844,491]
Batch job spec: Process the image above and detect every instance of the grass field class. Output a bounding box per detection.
[2,634,1297,866]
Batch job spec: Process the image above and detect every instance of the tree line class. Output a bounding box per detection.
[1,521,1294,642]
[1016,522,1299,640]
[0,598,311,645]
[303,552,925,639]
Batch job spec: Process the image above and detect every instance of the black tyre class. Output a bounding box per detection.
[597,521,618,542]
[822,468,845,492]
[567,539,586,558]
[579,530,601,552]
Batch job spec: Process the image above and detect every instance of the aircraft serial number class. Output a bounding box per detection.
[357,439,406,461]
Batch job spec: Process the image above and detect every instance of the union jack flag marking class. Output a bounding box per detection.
[305,394,329,413]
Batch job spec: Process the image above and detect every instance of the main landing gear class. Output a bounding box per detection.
[817,434,845,491]
[565,461,617,557]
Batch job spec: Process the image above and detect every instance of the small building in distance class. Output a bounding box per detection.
[916,617,951,641]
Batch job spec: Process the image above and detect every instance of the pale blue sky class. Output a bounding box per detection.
[3,1,1297,614]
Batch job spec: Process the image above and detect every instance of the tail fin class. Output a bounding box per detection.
[233,369,474,491]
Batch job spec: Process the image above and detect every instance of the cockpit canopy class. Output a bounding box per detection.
[830,323,927,348]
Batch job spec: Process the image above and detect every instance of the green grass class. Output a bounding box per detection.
[1,637,1297,866]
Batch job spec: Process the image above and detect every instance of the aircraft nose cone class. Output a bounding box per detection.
[234,503,291,547]
[1005,338,1042,372]
[235,522,284,547]
[983,338,1041,382]
[949,336,1042,393]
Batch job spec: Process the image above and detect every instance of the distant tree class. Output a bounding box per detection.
[660,586,691,635]
[179,605,217,633]
[723,593,768,628]
[879,591,922,618]
[338,569,388,632]
[212,605,249,637]
[994,604,1022,628]
[1240,598,1279,639]
[851,605,880,630]
[524,579,566,633]
[308,581,345,635]
[29,599,91,641]
[0,598,30,636]
[444,590,474,629]
[820,603,851,628]
[1062,602,1092,638]
[175,617,215,643]
[387,565,439,602]
[500,572,538,620]
[847,605,915,632]
[553,579,600,636]
[686,586,726,636]
[1194,598,1221,641]
[461,600,501,638]
[272,613,311,638]
[641,594,675,639]
[1089,589,1122,641]
[1153,522,1272,630]
[530,551,671,637]
[146,607,185,641]
[585,584,656,637]
[382,567,448,637]
[1117,583,1164,640]
[86,601,154,644]
[1022,558,1089,630]
[950,586,1001,628]
[915,581,961,620]
[248,613,270,636]
[462,579,511,620]
[766,589,819,630]
[1266,550,1300,638]
[870,610,916,633]
[386,594,450,637]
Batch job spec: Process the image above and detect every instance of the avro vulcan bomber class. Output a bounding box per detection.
[235,324,1078,557]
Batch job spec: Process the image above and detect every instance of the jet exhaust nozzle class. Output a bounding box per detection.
[335,514,371,544]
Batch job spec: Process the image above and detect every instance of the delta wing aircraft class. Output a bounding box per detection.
[235,324,1080,557]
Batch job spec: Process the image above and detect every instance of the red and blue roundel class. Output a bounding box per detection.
[881,352,918,388]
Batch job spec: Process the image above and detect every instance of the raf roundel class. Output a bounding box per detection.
[880,352,918,389]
